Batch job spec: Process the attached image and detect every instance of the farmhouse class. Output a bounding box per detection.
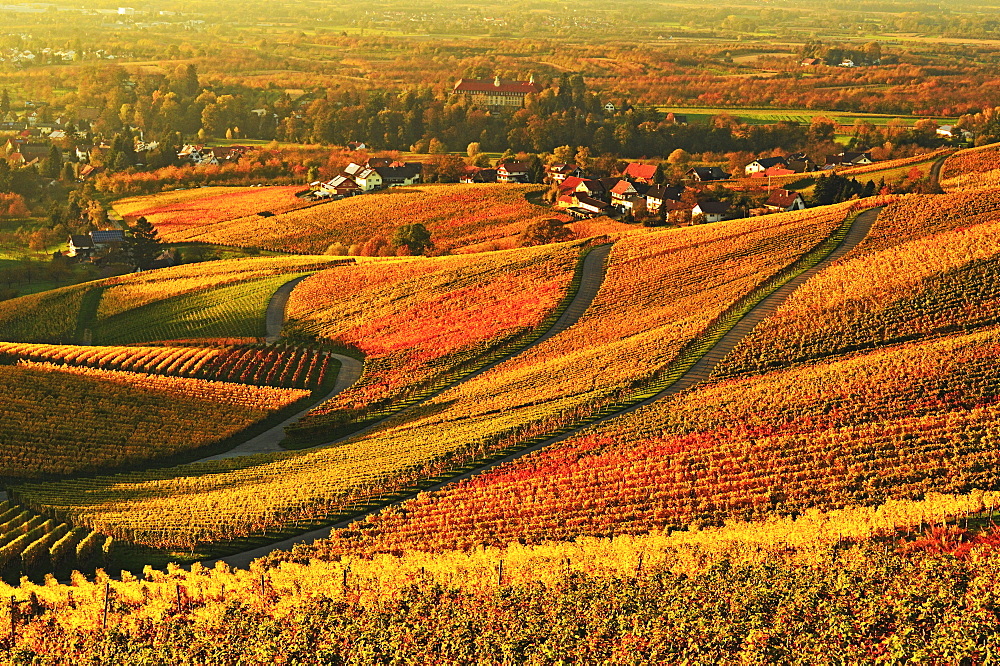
[610,179,641,206]
[452,76,540,109]
[545,163,584,183]
[497,161,530,183]
[686,166,731,182]
[744,156,788,176]
[460,166,497,184]
[693,201,731,223]
[68,229,126,259]
[764,189,807,212]
[825,151,874,167]
[623,163,659,184]
[644,184,682,214]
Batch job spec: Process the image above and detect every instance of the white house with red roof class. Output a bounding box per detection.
[452,76,540,109]
[764,189,806,212]
[497,161,530,183]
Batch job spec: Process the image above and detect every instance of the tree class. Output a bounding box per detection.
[667,148,690,165]
[466,142,481,158]
[520,218,574,246]
[43,145,63,179]
[0,88,8,116]
[392,223,432,255]
[127,216,163,270]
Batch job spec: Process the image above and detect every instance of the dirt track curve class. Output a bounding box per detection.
[196,273,364,462]
[207,211,882,568]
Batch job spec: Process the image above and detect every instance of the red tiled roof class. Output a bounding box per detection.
[454,78,540,95]
[610,180,637,195]
[766,189,802,208]
[624,163,657,180]
[560,176,586,192]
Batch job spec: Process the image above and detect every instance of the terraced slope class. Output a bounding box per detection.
[9,201,859,558]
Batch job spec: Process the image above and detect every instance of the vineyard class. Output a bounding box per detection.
[0,501,112,584]
[293,324,1000,554]
[0,362,308,479]
[712,189,1000,377]
[283,242,583,442]
[0,342,335,390]
[154,184,566,254]
[6,202,858,552]
[112,185,313,237]
[940,142,1000,192]
[5,494,1000,661]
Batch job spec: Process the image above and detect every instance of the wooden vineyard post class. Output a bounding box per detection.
[101,582,111,631]
[7,596,15,653]
[175,584,182,614]
[220,584,225,604]
[342,567,348,594]
[497,560,504,587]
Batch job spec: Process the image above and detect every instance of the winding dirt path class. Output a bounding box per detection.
[195,273,365,462]
[207,208,883,569]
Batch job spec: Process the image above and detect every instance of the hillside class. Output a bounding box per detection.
[112,186,313,237]
[6,169,1000,659]
[9,201,859,555]
[123,184,582,254]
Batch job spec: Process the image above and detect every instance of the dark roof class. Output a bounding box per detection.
[696,201,730,214]
[69,234,94,248]
[91,230,126,244]
[646,185,683,201]
[576,195,611,210]
[688,166,731,181]
[547,163,580,175]
[497,161,529,173]
[373,163,422,180]
[751,156,788,169]
[453,78,540,95]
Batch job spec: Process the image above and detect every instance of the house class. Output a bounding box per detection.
[376,162,422,187]
[91,229,126,249]
[67,234,95,258]
[686,166,731,182]
[568,195,612,219]
[665,112,688,124]
[604,102,617,113]
[353,162,423,190]
[645,184,683,214]
[572,178,608,200]
[347,141,367,151]
[825,151,874,167]
[77,164,103,181]
[497,161,530,183]
[785,158,815,173]
[545,163,584,183]
[318,175,361,197]
[623,162,659,184]
[354,167,383,191]
[558,175,587,194]
[744,156,788,176]
[621,195,648,217]
[452,76,540,109]
[460,166,497,184]
[839,59,856,68]
[764,189,807,212]
[801,58,820,66]
[610,179,640,206]
[937,125,974,142]
[750,165,798,179]
[692,201,730,223]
